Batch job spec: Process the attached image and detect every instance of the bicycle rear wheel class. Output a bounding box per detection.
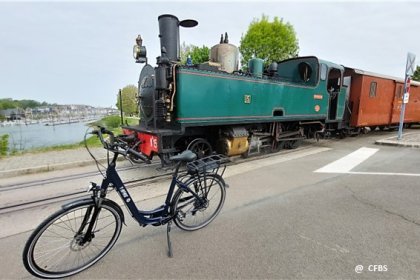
[23,200,122,279]
[172,174,226,231]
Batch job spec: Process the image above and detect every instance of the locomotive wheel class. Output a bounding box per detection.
[187,138,213,159]
[338,130,347,139]
[285,140,300,149]
[272,140,285,152]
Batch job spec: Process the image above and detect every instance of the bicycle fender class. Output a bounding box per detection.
[62,197,126,225]
[104,199,126,225]
[61,197,93,210]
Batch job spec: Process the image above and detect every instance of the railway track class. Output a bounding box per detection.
[0,171,173,214]
[0,140,321,214]
[0,160,173,214]
[0,159,170,192]
[0,165,140,192]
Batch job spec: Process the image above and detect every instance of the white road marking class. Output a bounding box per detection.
[315,146,420,177]
[226,147,331,178]
[315,147,378,173]
[345,171,420,177]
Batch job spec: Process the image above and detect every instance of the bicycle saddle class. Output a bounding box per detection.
[170,150,197,162]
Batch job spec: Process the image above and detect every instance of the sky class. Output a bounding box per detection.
[0,1,419,107]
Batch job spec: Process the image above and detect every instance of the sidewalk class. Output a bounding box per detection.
[1,130,420,178]
[0,147,107,178]
[375,131,420,148]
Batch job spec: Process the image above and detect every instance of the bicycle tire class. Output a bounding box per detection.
[23,199,122,279]
[172,174,226,231]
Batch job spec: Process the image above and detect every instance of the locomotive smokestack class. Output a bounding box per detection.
[158,14,198,62]
[158,14,180,62]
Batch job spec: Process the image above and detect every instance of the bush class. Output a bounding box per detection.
[90,115,122,130]
[0,134,9,157]
[104,115,123,129]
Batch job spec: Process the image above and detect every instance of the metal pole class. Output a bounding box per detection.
[397,75,408,140]
[398,52,416,140]
[119,89,124,126]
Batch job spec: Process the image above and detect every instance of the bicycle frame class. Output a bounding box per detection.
[95,153,205,227]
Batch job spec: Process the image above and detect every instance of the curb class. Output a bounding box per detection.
[0,158,108,178]
[375,139,420,148]
[374,132,420,148]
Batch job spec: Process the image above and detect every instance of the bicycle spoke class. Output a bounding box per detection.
[47,249,73,272]
[34,243,69,260]
[96,220,117,232]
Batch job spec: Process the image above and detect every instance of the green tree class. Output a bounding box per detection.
[239,15,299,69]
[0,134,9,157]
[19,99,42,109]
[0,98,17,110]
[412,66,420,82]
[0,98,47,109]
[116,85,138,116]
[180,42,210,65]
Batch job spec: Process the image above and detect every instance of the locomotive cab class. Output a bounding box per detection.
[327,67,343,121]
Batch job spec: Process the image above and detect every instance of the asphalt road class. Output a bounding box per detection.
[2,133,420,279]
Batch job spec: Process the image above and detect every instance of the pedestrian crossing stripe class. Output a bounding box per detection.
[315,147,420,176]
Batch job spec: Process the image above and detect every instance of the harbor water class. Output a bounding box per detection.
[0,122,92,151]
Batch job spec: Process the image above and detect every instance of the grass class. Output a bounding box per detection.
[14,143,84,154]
[2,115,140,157]
[85,115,140,146]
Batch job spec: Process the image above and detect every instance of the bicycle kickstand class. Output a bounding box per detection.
[166,220,173,258]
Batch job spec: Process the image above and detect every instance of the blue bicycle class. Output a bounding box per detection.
[23,127,228,278]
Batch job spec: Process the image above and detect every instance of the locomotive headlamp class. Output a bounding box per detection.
[133,34,147,63]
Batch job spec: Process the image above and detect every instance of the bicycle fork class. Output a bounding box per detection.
[75,183,105,246]
[75,205,102,246]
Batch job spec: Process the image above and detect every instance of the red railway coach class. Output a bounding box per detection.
[344,68,420,129]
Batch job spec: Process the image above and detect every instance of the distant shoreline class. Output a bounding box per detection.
[0,115,139,157]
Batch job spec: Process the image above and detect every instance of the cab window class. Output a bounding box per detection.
[320,64,328,81]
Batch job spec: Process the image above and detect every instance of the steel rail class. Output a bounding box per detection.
[0,163,161,192]
[0,171,173,214]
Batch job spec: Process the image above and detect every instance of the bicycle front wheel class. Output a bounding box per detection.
[23,200,122,279]
[172,174,226,231]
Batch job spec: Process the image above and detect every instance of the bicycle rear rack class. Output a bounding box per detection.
[186,154,229,177]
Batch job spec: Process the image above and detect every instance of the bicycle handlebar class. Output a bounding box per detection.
[91,126,151,164]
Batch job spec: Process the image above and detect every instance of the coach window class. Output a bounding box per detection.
[369,81,377,97]
[395,84,403,99]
